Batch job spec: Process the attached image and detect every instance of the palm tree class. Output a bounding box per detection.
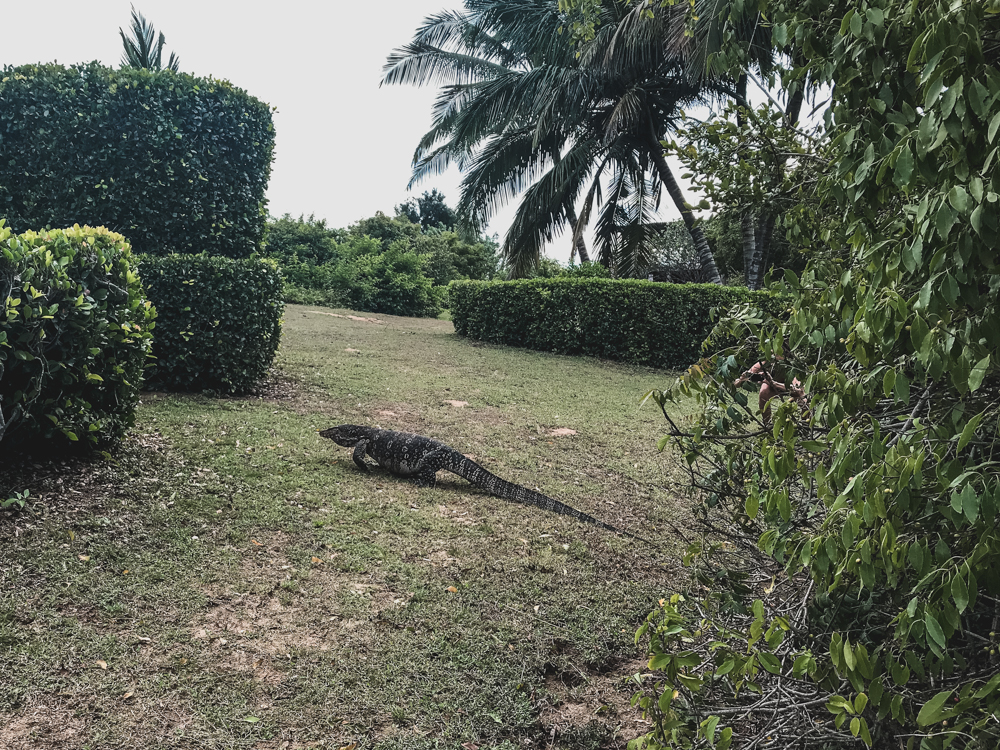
[384,0,725,282]
[119,5,180,72]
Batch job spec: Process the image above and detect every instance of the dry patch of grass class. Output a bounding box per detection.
[1,304,695,749]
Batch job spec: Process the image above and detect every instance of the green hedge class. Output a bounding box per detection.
[0,62,274,258]
[140,255,282,393]
[0,222,154,447]
[449,278,782,369]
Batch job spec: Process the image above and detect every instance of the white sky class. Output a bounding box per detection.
[2,0,703,264]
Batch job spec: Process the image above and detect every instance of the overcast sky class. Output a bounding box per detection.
[2,0,699,263]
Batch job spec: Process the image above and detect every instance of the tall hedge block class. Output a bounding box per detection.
[0,223,154,447]
[0,62,274,257]
[140,255,282,394]
[448,278,782,369]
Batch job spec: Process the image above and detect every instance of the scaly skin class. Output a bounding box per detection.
[320,424,646,541]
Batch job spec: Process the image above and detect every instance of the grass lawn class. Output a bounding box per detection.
[0,304,693,750]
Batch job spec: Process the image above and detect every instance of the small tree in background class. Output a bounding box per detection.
[119,5,180,72]
[396,189,459,232]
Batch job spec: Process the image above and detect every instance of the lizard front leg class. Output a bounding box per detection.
[352,440,371,472]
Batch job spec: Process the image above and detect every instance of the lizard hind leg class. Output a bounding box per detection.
[412,448,449,487]
[413,467,438,487]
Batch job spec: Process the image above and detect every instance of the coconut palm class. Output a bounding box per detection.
[384,0,724,282]
[119,5,180,72]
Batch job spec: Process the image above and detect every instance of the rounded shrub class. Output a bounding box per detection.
[140,255,282,393]
[0,222,154,448]
[0,62,274,258]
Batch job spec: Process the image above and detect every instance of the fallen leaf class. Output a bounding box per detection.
[446,586,458,593]
[251,540,262,546]
[96,660,108,670]
[311,556,323,564]
[78,555,90,561]
[337,743,358,750]
[123,691,134,700]
[243,716,260,723]
[122,569,129,574]
[462,744,480,750]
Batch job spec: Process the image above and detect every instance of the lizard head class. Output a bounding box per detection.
[318,424,367,446]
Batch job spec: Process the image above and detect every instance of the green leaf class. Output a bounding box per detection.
[894,144,914,187]
[974,672,1000,699]
[925,612,947,649]
[989,110,1000,143]
[916,690,953,727]
[777,492,791,522]
[952,573,970,613]
[958,412,985,451]
[948,185,971,214]
[758,652,782,674]
[969,354,990,391]
[850,11,862,36]
[961,485,981,525]
[703,715,720,744]
[843,639,856,671]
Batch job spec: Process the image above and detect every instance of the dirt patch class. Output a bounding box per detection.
[546,428,578,437]
[304,310,381,323]
[539,658,651,747]
[0,698,86,750]
[442,400,469,408]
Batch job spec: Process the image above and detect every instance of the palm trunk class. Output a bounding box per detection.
[746,216,771,290]
[565,204,591,264]
[646,119,723,285]
[741,212,756,283]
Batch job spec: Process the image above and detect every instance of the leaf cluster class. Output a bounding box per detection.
[0,222,153,448]
[629,0,1000,748]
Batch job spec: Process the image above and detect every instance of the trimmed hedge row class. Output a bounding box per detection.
[0,223,154,447]
[139,255,282,394]
[448,278,782,369]
[0,62,274,258]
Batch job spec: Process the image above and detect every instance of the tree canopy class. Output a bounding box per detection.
[384,0,725,280]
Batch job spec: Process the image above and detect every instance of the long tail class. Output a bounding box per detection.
[445,452,651,543]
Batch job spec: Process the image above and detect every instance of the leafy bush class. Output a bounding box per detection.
[625,1,1000,749]
[0,62,274,258]
[263,211,493,317]
[449,278,779,369]
[333,247,444,318]
[0,223,154,448]
[140,255,282,393]
[264,214,343,265]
